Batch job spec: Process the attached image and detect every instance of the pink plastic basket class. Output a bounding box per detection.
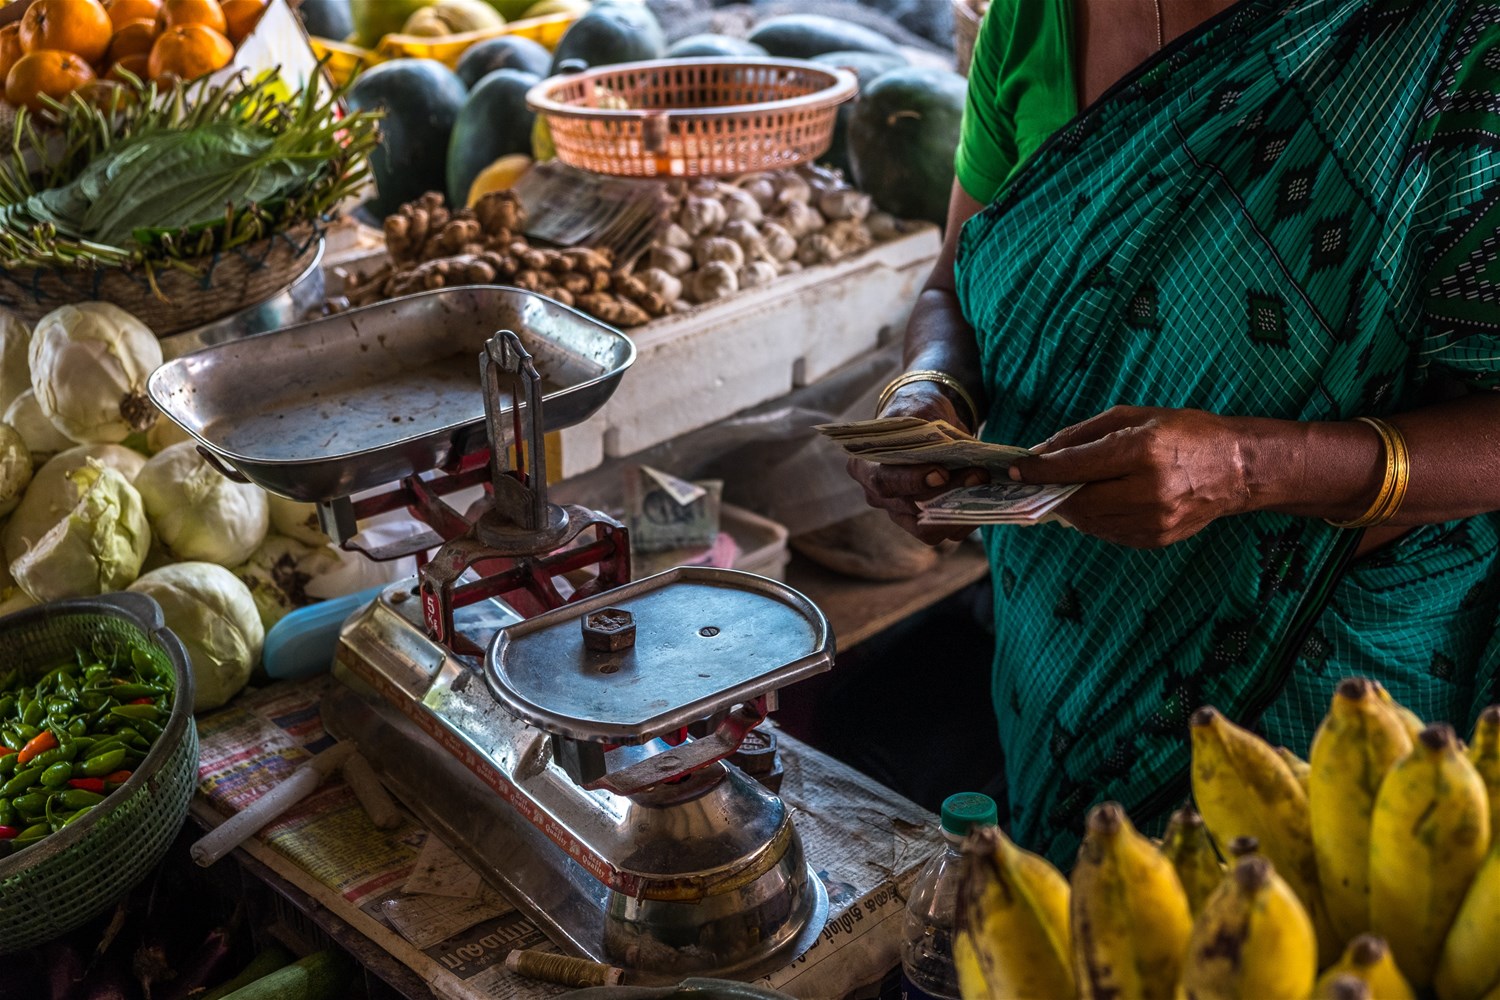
[527,57,857,178]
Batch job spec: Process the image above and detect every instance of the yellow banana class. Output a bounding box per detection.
[1313,934,1416,1000]
[1374,681,1426,742]
[1370,724,1491,990]
[1189,706,1335,964]
[956,824,1075,1000]
[1467,705,1500,839]
[1435,836,1500,1000]
[1159,804,1223,917]
[1183,854,1316,1000]
[1310,677,1414,946]
[1277,745,1311,794]
[1070,802,1192,1000]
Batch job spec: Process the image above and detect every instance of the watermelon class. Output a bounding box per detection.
[446,69,541,207]
[811,50,906,176]
[456,34,552,87]
[346,59,469,217]
[297,0,353,41]
[549,1,664,73]
[665,34,769,58]
[847,67,966,227]
[748,15,901,60]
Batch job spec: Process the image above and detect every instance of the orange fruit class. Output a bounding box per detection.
[0,25,22,84]
[106,52,149,82]
[5,49,96,112]
[155,0,226,34]
[146,23,231,82]
[18,0,113,64]
[103,0,162,30]
[106,18,157,61]
[219,0,263,44]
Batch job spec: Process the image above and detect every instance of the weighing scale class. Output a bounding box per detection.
[150,288,836,979]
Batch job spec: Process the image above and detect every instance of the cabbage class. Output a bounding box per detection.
[0,423,31,518]
[233,534,346,628]
[4,443,148,564]
[267,494,330,546]
[128,562,263,712]
[145,415,193,454]
[0,309,30,414]
[10,462,151,602]
[134,441,269,567]
[4,389,75,461]
[29,302,162,444]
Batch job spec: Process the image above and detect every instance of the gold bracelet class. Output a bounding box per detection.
[876,369,981,431]
[1325,417,1407,529]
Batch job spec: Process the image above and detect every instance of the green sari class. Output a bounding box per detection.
[955,0,1500,865]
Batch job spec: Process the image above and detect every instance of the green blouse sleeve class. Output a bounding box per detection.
[955,0,1078,206]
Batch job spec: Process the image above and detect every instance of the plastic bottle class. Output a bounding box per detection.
[900,791,999,1000]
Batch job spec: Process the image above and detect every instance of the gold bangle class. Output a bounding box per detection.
[876,369,981,431]
[1325,417,1406,529]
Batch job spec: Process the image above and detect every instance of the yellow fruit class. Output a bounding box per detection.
[106,17,158,61]
[467,153,532,206]
[1159,804,1223,918]
[1189,705,1337,965]
[147,22,232,82]
[1185,854,1316,1000]
[220,0,266,44]
[1070,802,1192,1000]
[1374,681,1426,741]
[1468,705,1500,838]
[1436,838,1500,1000]
[1370,724,1490,989]
[1315,934,1416,1000]
[19,0,112,63]
[957,825,1074,1000]
[104,0,162,30]
[155,0,227,34]
[1310,677,1414,946]
[5,49,94,113]
[1277,745,1311,793]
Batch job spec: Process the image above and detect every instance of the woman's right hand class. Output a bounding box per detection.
[847,381,990,545]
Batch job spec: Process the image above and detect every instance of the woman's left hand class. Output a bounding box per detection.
[1007,406,1256,548]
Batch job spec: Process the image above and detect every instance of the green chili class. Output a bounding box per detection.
[1,766,42,796]
[39,762,71,787]
[78,748,126,777]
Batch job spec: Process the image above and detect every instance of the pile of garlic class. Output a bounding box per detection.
[627,164,919,312]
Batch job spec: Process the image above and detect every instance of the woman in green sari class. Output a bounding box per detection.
[849,0,1500,865]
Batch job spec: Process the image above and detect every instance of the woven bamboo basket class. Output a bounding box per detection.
[954,0,986,76]
[0,225,322,337]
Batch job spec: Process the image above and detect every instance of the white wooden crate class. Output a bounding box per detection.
[557,224,941,478]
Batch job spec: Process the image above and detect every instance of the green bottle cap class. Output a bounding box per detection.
[940,792,998,836]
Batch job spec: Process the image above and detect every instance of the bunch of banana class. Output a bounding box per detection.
[956,824,1075,1000]
[1309,677,1413,945]
[1313,934,1415,1000]
[1182,853,1316,1000]
[1069,802,1193,999]
[1469,706,1500,837]
[1370,723,1490,989]
[1159,805,1223,917]
[1189,705,1339,965]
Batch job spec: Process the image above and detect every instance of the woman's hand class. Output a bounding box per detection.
[848,382,990,545]
[1008,406,1255,548]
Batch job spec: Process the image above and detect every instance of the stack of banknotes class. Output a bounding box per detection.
[817,417,1080,526]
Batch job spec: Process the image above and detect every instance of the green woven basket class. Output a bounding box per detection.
[0,593,198,954]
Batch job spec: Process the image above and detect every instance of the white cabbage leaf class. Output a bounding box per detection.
[11,461,151,602]
[128,561,263,712]
[134,441,269,567]
[5,389,75,461]
[4,443,148,564]
[29,302,162,443]
[0,309,30,415]
[267,494,330,546]
[0,423,32,518]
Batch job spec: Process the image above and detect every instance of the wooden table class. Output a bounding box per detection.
[784,540,989,650]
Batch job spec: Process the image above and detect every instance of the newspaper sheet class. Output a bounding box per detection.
[192,677,941,1000]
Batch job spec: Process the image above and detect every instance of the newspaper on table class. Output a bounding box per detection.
[193,676,942,1000]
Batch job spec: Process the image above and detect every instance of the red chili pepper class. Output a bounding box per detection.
[104,770,132,786]
[129,697,152,706]
[67,778,106,793]
[0,747,14,758]
[0,826,16,840]
[16,730,56,765]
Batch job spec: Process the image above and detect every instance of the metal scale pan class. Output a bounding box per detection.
[146,286,636,503]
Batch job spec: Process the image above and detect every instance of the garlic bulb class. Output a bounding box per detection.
[719,186,763,224]
[867,211,904,241]
[737,173,777,211]
[818,189,873,222]
[721,219,766,261]
[776,201,825,238]
[638,268,683,306]
[774,172,811,206]
[649,246,695,277]
[29,302,161,444]
[678,196,726,237]
[693,236,745,270]
[660,222,693,249]
[796,232,842,266]
[825,219,874,256]
[739,261,778,289]
[688,261,739,304]
[760,222,797,263]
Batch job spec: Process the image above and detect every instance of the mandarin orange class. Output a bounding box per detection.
[106,52,150,82]
[219,0,263,44]
[5,49,96,112]
[106,18,157,61]
[0,25,22,85]
[18,0,113,64]
[103,0,162,30]
[146,22,231,82]
[155,0,226,34]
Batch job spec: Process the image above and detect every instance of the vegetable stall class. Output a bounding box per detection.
[0,0,981,996]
